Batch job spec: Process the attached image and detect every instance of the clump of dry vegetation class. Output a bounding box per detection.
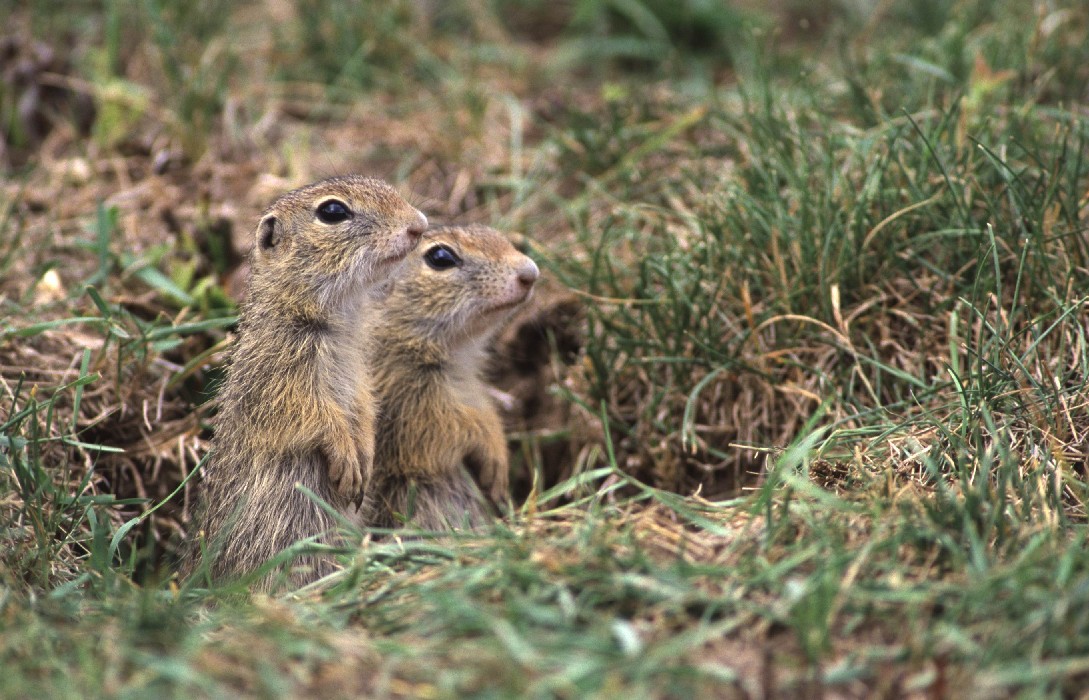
[2,0,1088,696]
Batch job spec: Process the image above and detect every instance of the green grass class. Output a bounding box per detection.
[2,0,1089,696]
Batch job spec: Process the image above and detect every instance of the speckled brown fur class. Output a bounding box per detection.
[185,175,427,589]
[362,225,539,530]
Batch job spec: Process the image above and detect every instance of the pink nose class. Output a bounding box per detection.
[517,259,539,288]
[406,211,428,240]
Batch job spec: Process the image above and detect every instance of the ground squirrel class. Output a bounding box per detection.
[362,224,539,530]
[187,175,427,588]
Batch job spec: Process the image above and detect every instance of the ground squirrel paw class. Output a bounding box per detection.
[326,447,368,500]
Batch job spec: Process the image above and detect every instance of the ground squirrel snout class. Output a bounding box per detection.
[364,224,540,530]
[517,260,540,288]
[186,174,427,590]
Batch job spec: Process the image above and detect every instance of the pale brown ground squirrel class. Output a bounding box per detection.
[186,175,427,588]
[361,224,539,530]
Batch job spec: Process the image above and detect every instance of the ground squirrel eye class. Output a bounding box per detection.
[315,199,352,224]
[423,245,461,270]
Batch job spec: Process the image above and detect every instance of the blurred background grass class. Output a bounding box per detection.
[2,0,1088,696]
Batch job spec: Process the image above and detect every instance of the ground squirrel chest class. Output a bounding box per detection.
[363,224,540,530]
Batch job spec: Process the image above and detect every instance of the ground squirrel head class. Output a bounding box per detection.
[250,175,428,311]
[381,224,539,346]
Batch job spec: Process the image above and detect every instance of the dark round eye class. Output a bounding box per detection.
[315,199,352,224]
[423,245,461,270]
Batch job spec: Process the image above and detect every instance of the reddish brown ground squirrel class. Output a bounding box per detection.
[186,175,427,589]
[361,224,539,530]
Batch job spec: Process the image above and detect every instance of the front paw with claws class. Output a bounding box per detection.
[325,441,370,503]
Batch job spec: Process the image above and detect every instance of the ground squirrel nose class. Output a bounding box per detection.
[407,212,428,240]
[518,259,540,288]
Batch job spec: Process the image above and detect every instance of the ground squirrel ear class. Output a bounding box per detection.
[257,215,281,251]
